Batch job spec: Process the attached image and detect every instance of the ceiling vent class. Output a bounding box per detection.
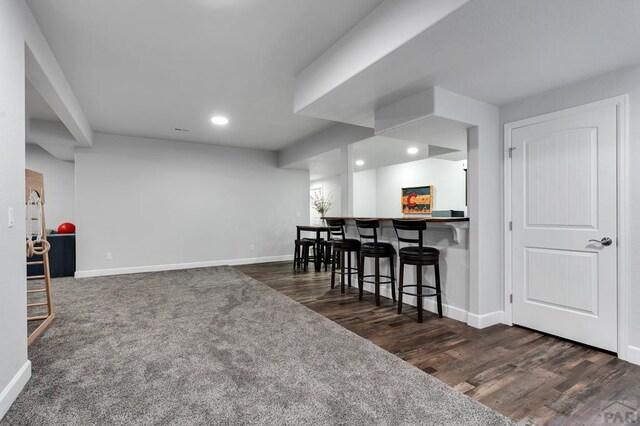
[172,127,191,132]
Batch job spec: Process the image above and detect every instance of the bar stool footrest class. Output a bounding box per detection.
[338,267,359,276]
[399,284,440,298]
[361,274,394,285]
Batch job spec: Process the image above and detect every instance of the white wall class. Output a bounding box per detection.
[353,169,377,216]
[375,158,466,217]
[352,158,466,217]
[310,175,341,221]
[0,1,29,418]
[500,63,640,360]
[75,133,309,276]
[0,0,86,417]
[25,144,75,228]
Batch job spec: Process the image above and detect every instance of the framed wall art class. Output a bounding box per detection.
[401,185,434,214]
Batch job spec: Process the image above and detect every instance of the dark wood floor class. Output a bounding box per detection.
[236,261,640,425]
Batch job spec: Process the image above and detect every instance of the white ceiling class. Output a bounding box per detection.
[296,0,640,127]
[353,132,466,173]
[379,116,468,153]
[26,0,383,150]
[296,121,467,180]
[353,136,430,172]
[26,79,59,122]
[26,79,79,161]
[291,149,342,182]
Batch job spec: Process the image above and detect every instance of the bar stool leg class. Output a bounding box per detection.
[347,252,352,288]
[303,245,309,272]
[293,243,299,271]
[435,263,443,318]
[340,250,346,293]
[416,264,423,323]
[331,249,337,289]
[324,245,329,272]
[374,256,381,306]
[358,252,364,301]
[389,255,396,303]
[398,261,404,314]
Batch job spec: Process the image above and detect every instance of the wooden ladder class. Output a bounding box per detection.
[26,169,55,346]
[26,242,55,345]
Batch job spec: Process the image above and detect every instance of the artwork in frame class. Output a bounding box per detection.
[401,185,434,214]
[310,186,322,200]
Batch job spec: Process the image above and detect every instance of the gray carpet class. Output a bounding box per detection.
[3,267,512,425]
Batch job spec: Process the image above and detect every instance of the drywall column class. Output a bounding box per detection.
[0,0,30,419]
[435,89,502,327]
[0,1,92,417]
[374,87,502,327]
[340,144,354,216]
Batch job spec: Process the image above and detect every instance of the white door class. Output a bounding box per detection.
[511,104,618,352]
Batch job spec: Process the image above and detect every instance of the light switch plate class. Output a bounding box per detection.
[7,207,14,228]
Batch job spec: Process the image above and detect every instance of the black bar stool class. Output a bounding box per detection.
[325,218,360,293]
[392,219,442,323]
[293,239,316,272]
[356,219,396,306]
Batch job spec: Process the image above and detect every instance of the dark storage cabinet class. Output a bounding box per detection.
[27,234,76,278]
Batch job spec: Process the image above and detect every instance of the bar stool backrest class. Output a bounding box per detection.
[355,219,380,245]
[325,218,346,240]
[392,219,427,252]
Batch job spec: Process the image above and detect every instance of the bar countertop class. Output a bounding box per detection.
[322,216,469,223]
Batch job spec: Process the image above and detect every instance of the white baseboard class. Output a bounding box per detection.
[423,298,469,323]
[360,283,468,323]
[0,361,31,420]
[75,255,293,278]
[467,310,505,329]
[623,345,640,366]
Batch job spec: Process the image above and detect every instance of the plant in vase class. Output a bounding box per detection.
[310,191,333,225]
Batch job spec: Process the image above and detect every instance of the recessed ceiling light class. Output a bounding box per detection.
[211,115,229,126]
[355,160,365,166]
[407,147,419,154]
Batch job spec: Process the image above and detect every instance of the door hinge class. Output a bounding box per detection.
[509,221,513,231]
[508,147,516,158]
[510,294,513,304]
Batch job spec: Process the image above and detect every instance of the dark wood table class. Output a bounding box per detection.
[296,225,330,272]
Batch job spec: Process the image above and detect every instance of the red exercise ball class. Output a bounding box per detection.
[57,222,76,234]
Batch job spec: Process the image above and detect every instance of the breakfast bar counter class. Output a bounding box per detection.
[323,216,468,222]
[323,216,469,244]
[321,216,470,323]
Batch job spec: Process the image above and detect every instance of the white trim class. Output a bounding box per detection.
[467,311,505,329]
[615,96,630,362]
[503,95,631,363]
[626,346,640,366]
[360,282,469,323]
[503,119,514,326]
[425,300,468,323]
[75,255,294,278]
[0,361,31,420]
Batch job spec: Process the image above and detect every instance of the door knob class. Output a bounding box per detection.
[588,237,613,246]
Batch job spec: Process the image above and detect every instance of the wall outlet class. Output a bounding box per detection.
[7,207,14,228]
[250,244,255,251]
[106,252,112,261]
